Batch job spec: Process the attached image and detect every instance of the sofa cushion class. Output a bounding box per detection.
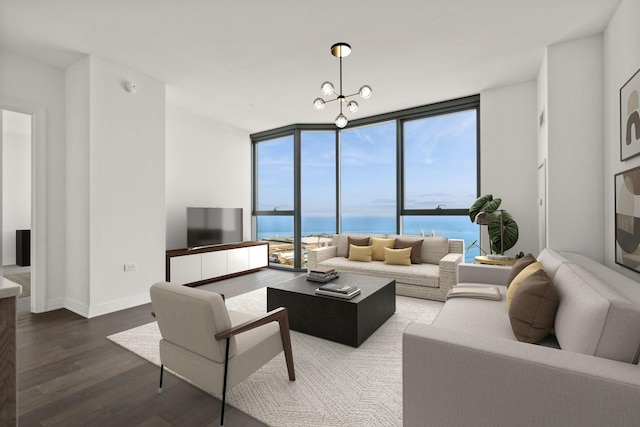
[395,238,423,264]
[508,269,559,343]
[348,244,373,262]
[318,257,440,288]
[371,238,396,261]
[384,247,412,265]
[422,237,450,264]
[345,236,371,258]
[537,248,571,280]
[553,263,640,364]
[433,285,515,340]
[507,253,536,286]
[506,262,543,306]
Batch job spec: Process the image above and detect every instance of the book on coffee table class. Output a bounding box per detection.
[446,285,502,301]
[315,287,361,299]
[317,283,358,294]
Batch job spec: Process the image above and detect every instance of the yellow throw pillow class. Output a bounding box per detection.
[371,238,396,261]
[506,261,543,306]
[383,247,412,266]
[348,244,373,262]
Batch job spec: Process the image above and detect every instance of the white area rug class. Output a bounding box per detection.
[107,287,443,426]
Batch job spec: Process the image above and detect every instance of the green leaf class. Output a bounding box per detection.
[487,211,519,254]
[468,194,492,222]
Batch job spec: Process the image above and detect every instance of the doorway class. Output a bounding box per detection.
[2,109,32,307]
[1,102,45,313]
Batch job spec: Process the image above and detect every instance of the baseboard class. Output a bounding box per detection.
[86,293,151,318]
[64,297,90,317]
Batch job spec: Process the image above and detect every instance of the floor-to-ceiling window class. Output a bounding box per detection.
[252,95,480,270]
[301,131,337,258]
[340,121,397,234]
[254,134,295,266]
[401,109,479,261]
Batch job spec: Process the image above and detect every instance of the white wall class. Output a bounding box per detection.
[541,35,605,261]
[2,110,31,265]
[480,81,538,257]
[0,48,67,310]
[66,55,166,317]
[604,0,640,278]
[65,57,91,311]
[165,105,251,250]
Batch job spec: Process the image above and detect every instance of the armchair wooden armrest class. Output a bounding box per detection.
[215,307,295,380]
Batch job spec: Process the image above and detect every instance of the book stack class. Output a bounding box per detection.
[307,267,339,283]
[315,283,361,299]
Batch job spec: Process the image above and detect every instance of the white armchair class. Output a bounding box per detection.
[150,282,295,426]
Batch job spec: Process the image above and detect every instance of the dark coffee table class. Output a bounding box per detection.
[267,273,396,347]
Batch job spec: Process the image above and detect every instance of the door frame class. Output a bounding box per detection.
[1,98,47,313]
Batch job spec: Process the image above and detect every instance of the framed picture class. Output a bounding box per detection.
[615,166,640,271]
[620,67,640,161]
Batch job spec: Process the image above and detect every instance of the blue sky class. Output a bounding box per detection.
[257,109,477,216]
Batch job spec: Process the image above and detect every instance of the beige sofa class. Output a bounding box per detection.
[306,233,464,301]
[403,248,640,426]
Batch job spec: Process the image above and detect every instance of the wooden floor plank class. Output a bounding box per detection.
[17,268,301,426]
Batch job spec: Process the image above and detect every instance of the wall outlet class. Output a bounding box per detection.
[124,263,137,272]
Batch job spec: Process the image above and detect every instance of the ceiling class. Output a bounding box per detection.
[0,0,621,134]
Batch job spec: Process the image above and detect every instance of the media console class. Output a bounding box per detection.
[166,241,269,286]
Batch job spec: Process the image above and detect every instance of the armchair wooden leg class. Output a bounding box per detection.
[158,364,164,394]
[220,337,231,426]
[278,312,295,381]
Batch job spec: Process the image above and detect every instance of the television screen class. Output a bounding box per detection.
[187,207,243,248]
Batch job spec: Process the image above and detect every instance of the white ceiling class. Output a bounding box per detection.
[0,0,621,134]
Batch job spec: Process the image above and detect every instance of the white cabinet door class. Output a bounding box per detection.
[170,254,202,285]
[227,247,249,274]
[202,251,228,280]
[249,244,268,269]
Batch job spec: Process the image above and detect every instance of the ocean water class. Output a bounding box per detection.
[257,215,480,262]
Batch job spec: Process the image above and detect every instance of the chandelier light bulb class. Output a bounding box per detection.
[313,98,326,110]
[321,81,334,96]
[335,114,348,128]
[359,85,372,99]
[313,43,371,127]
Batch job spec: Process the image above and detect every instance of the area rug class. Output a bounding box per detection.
[107,287,443,426]
[3,272,30,297]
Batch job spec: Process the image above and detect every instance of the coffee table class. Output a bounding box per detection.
[266,273,396,347]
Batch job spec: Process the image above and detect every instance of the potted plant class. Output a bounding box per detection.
[468,194,519,258]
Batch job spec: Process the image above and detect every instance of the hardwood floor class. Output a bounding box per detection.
[17,268,303,426]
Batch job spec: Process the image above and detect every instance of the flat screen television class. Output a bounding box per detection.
[187,207,243,248]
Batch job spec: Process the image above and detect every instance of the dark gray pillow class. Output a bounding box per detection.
[345,236,371,258]
[507,253,536,287]
[508,269,559,344]
[395,238,423,264]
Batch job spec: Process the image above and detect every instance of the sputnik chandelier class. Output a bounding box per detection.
[313,42,372,128]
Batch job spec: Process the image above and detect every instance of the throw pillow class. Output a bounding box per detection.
[506,262,543,306]
[508,269,559,343]
[395,238,423,264]
[345,236,371,258]
[507,253,536,287]
[421,236,449,264]
[371,238,396,261]
[348,244,373,262]
[383,247,412,266]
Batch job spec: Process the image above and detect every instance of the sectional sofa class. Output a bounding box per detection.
[403,248,640,426]
[306,233,464,301]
